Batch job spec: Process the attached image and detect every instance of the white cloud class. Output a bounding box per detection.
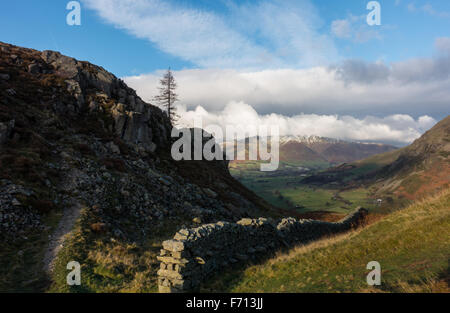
[174,101,437,145]
[330,14,382,43]
[436,37,450,54]
[82,0,337,68]
[407,3,450,18]
[407,3,417,12]
[124,57,450,118]
[82,0,268,68]
[421,4,450,19]
[331,20,351,39]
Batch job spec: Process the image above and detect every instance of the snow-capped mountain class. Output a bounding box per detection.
[223,135,398,165]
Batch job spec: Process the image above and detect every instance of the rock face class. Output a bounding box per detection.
[157,207,368,293]
[40,49,172,152]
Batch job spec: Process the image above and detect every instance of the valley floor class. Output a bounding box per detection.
[233,171,380,214]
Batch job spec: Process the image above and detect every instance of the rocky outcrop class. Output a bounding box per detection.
[0,42,267,243]
[157,207,368,292]
[39,49,172,152]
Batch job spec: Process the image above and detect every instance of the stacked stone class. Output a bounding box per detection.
[157,208,368,293]
[157,219,280,292]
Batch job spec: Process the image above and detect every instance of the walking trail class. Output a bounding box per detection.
[43,202,82,274]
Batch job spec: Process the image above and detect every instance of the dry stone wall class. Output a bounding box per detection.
[157,208,368,292]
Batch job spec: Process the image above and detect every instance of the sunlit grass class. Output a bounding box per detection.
[203,189,450,293]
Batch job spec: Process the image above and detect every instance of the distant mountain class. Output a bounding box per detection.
[224,135,397,168]
[304,116,450,202]
[279,135,342,145]
[279,135,397,164]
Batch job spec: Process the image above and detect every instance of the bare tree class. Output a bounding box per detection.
[154,68,179,126]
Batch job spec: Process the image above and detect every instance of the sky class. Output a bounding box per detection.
[1,0,449,145]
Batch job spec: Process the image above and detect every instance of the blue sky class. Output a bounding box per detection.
[1,0,449,76]
[1,0,449,144]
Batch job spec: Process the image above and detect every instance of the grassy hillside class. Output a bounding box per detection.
[302,116,450,209]
[203,189,450,293]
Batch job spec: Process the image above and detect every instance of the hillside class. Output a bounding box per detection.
[229,135,395,166]
[375,116,450,199]
[203,190,450,293]
[228,136,397,179]
[303,116,450,205]
[279,135,397,164]
[0,42,278,292]
[279,141,327,163]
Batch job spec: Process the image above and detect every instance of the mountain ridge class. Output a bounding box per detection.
[224,135,397,168]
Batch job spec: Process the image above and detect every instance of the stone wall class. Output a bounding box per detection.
[157,208,368,292]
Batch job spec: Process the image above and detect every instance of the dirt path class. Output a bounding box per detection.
[43,202,82,274]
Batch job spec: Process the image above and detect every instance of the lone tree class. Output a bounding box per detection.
[154,68,179,126]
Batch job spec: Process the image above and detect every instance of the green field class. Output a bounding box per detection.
[202,190,450,293]
[229,160,330,177]
[232,169,376,213]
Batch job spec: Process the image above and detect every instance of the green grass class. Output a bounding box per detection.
[203,189,450,293]
[49,216,160,293]
[400,174,430,194]
[233,169,376,213]
[280,187,375,213]
[0,210,62,292]
[230,158,379,213]
[48,207,187,293]
[356,148,404,167]
[229,160,330,178]
[340,189,373,205]
[282,187,336,211]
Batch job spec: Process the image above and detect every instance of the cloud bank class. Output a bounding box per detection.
[124,40,450,118]
[174,101,436,146]
[84,0,448,145]
[122,39,449,145]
